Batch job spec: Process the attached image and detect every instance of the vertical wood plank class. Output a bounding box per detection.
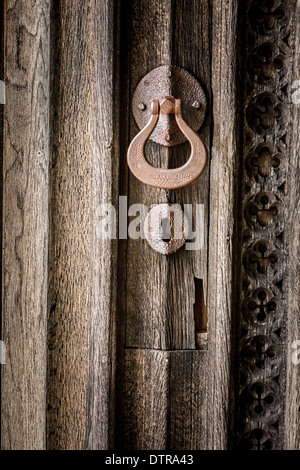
[121,0,211,449]
[123,349,170,450]
[206,0,240,450]
[47,0,118,449]
[168,351,207,450]
[1,0,50,450]
[170,0,211,294]
[125,0,211,351]
[282,1,300,451]
[123,350,208,450]
[166,0,211,449]
[85,0,119,451]
[120,0,173,450]
[125,0,172,350]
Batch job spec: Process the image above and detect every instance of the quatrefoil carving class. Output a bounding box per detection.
[244,191,283,228]
[241,334,279,370]
[239,428,275,450]
[247,43,286,83]
[243,240,280,276]
[243,287,279,326]
[246,92,286,135]
[249,0,290,35]
[245,142,285,179]
[241,381,281,422]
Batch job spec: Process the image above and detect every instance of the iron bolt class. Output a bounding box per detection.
[160,96,175,115]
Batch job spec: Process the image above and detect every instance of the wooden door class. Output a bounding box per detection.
[1,0,299,450]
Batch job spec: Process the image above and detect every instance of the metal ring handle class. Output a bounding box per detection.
[127,97,207,189]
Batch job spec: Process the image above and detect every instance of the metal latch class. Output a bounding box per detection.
[127,65,207,190]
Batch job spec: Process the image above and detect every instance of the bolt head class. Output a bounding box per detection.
[192,100,201,109]
[138,102,146,110]
[160,96,175,115]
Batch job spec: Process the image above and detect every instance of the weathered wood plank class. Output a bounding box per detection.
[123,349,170,450]
[121,0,211,450]
[85,0,120,451]
[168,351,207,450]
[167,0,211,351]
[125,0,211,351]
[206,0,240,450]
[283,2,300,451]
[125,0,172,350]
[47,0,118,450]
[123,349,208,450]
[1,0,50,450]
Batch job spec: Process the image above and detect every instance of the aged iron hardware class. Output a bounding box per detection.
[132,65,206,146]
[144,204,189,254]
[127,96,207,189]
[127,65,207,189]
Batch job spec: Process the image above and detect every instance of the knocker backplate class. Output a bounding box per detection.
[132,65,206,147]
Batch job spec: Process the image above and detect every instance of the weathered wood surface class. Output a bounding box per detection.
[120,0,211,450]
[47,0,118,450]
[1,0,50,450]
[206,0,240,450]
[123,350,207,450]
[280,2,300,451]
[1,0,299,452]
[236,0,298,450]
[124,0,210,351]
[168,351,207,450]
[124,349,170,450]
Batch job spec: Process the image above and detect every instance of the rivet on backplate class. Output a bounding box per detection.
[192,100,201,109]
[138,102,146,110]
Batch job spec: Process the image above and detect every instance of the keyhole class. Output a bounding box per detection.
[161,217,171,242]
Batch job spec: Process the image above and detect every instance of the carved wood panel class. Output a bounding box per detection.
[237,0,297,450]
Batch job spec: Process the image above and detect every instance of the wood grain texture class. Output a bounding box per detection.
[236,0,297,450]
[206,0,240,450]
[47,0,118,450]
[85,0,119,451]
[2,0,299,452]
[167,0,211,350]
[1,0,50,450]
[116,0,210,449]
[119,0,174,449]
[283,1,300,451]
[124,0,211,351]
[120,0,212,450]
[123,349,207,450]
[125,0,173,350]
[168,351,207,450]
[123,349,170,450]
